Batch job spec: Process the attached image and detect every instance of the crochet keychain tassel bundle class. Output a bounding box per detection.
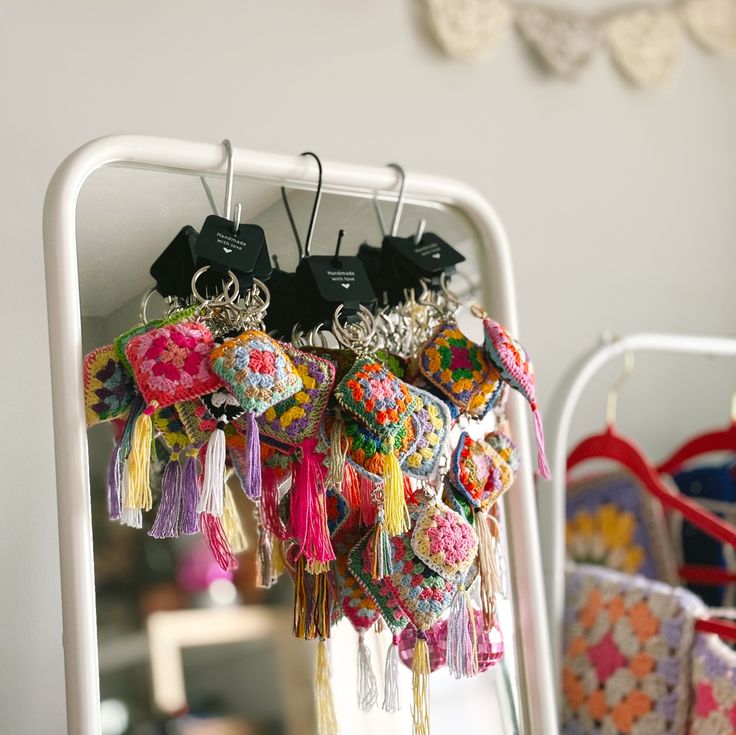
[200,512,238,571]
[127,406,155,511]
[411,632,431,735]
[316,639,338,735]
[383,634,402,713]
[221,485,247,554]
[476,511,501,630]
[179,448,200,535]
[148,451,182,539]
[107,440,122,521]
[383,448,409,536]
[446,583,479,679]
[356,633,379,712]
[198,423,227,516]
[242,411,262,500]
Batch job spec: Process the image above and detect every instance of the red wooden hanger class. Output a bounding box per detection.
[695,616,736,642]
[657,398,736,476]
[655,396,736,586]
[567,352,736,550]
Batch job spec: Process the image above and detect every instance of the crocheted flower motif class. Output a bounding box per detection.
[335,358,417,439]
[411,501,478,579]
[83,344,135,426]
[563,565,700,735]
[257,346,335,446]
[690,633,736,735]
[152,405,189,450]
[567,504,646,575]
[337,412,419,481]
[211,330,302,416]
[333,526,380,632]
[482,317,537,405]
[419,323,503,418]
[449,432,513,511]
[386,527,455,631]
[349,532,408,633]
[125,320,221,408]
[403,385,451,479]
[176,399,217,445]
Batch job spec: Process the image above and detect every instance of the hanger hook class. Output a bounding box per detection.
[386,163,406,237]
[222,139,235,221]
[281,151,324,259]
[606,347,635,427]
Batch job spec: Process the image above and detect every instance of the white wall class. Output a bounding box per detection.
[2,1,735,732]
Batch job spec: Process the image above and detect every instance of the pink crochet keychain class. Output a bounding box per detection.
[472,304,550,479]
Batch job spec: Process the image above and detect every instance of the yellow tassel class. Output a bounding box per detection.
[222,485,247,554]
[383,449,409,536]
[271,536,285,579]
[127,410,153,511]
[316,639,338,735]
[411,635,431,735]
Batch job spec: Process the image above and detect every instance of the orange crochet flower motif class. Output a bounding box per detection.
[612,690,652,733]
[563,666,585,711]
[587,689,607,720]
[580,587,605,629]
[628,601,660,642]
[630,652,654,678]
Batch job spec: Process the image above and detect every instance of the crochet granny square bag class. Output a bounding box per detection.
[84,344,135,426]
[566,472,679,585]
[563,565,703,735]
[419,323,503,419]
[690,631,736,734]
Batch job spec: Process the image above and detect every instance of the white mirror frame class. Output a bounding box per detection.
[43,135,558,734]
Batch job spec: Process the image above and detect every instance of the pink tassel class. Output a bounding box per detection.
[200,512,238,571]
[261,465,288,540]
[359,475,377,527]
[341,463,360,509]
[531,402,550,480]
[289,438,335,571]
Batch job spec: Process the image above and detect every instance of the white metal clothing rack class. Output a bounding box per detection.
[43,135,557,735]
[540,332,736,686]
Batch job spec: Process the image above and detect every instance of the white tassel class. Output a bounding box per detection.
[382,634,402,713]
[357,633,379,711]
[197,426,226,516]
[119,460,142,529]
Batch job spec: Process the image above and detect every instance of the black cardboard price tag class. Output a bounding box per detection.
[300,256,376,305]
[150,225,199,299]
[194,215,266,275]
[384,232,465,276]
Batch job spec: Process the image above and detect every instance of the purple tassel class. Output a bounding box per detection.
[179,451,200,535]
[446,584,479,679]
[107,440,122,521]
[149,455,182,538]
[243,411,262,500]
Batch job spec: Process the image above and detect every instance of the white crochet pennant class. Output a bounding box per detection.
[424,0,511,60]
[682,0,736,55]
[515,5,599,78]
[605,8,682,87]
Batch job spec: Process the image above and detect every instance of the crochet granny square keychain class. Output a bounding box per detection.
[332,305,418,537]
[83,344,135,427]
[402,385,451,480]
[385,500,455,733]
[411,498,480,679]
[472,304,550,479]
[210,279,302,503]
[124,309,222,514]
[257,343,337,573]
